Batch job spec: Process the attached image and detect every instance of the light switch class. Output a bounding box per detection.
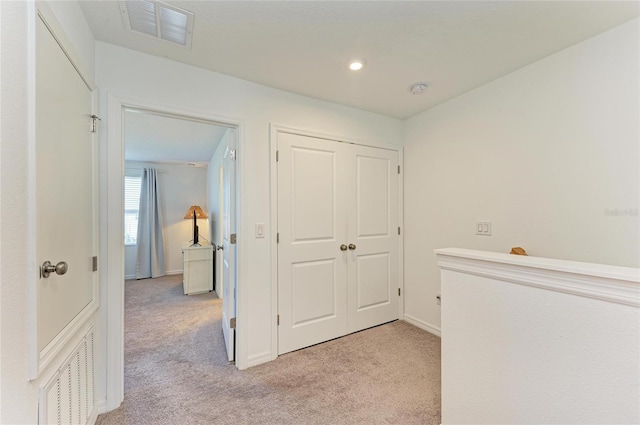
[255,223,265,238]
[476,221,492,236]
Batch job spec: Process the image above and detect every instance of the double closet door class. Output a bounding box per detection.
[277,132,400,355]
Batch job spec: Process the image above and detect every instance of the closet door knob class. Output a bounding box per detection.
[340,244,348,251]
[41,260,68,278]
[348,244,356,251]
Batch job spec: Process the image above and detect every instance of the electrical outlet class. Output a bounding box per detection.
[476,221,492,236]
[436,293,441,305]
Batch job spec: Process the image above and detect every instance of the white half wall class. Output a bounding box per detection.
[124,161,210,278]
[96,42,403,370]
[436,248,640,424]
[403,19,640,334]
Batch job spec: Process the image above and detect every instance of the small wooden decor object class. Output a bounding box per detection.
[510,247,528,256]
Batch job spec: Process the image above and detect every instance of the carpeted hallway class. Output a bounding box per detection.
[96,274,441,425]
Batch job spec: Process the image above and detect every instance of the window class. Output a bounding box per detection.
[124,174,142,245]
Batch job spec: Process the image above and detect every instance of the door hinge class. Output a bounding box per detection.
[276,150,279,162]
[230,149,237,161]
[398,288,401,296]
[398,227,401,235]
[230,317,236,329]
[230,233,237,244]
[277,232,279,243]
[92,256,98,272]
[90,114,101,133]
[398,165,400,174]
[277,314,280,326]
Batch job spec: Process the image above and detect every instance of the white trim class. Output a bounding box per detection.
[105,94,125,410]
[124,274,136,280]
[26,0,39,381]
[269,124,404,362]
[105,93,247,407]
[39,303,99,374]
[86,405,99,425]
[403,315,441,337]
[435,248,640,307]
[397,147,405,320]
[35,2,96,90]
[271,123,400,152]
[247,351,275,368]
[95,399,108,415]
[268,124,280,362]
[166,269,183,276]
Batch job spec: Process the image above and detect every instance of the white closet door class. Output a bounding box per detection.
[347,146,399,332]
[36,15,95,352]
[277,133,349,354]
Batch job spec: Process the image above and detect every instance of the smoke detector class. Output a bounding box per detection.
[120,1,194,48]
[409,82,428,95]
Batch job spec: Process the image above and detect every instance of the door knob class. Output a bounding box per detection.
[340,244,348,251]
[348,244,356,250]
[216,245,224,251]
[41,260,68,278]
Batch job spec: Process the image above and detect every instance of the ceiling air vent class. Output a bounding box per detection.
[120,1,194,48]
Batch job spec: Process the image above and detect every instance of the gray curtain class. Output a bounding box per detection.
[136,168,166,279]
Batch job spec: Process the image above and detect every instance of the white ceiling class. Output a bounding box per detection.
[124,109,229,164]
[81,1,639,119]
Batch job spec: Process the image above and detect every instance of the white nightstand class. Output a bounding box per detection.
[181,241,213,295]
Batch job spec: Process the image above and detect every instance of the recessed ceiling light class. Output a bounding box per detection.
[349,60,366,71]
[409,82,429,95]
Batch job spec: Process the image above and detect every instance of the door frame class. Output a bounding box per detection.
[104,95,246,410]
[27,3,100,380]
[268,123,404,359]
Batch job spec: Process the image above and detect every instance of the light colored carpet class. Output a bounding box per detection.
[95,274,441,425]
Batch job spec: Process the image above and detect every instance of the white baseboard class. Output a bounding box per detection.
[125,270,182,280]
[86,407,98,425]
[88,399,108,424]
[403,314,441,337]
[247,351,276,368]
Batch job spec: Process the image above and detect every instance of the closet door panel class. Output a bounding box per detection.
[347,147,400,333]
[277,133,349,354]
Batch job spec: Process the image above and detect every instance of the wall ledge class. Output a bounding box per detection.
[435,248,640,307]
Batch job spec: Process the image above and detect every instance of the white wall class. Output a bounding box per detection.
[403,19,640,335]
[124,161,210,278]
[96,42,403,370]
[437,249,640,424]
[0,1,97,423]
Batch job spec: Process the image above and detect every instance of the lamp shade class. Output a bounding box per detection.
[184,205,208,219]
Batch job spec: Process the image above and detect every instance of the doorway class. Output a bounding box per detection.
[106,99,242,409]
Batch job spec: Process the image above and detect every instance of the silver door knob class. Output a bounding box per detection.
[348,244,356,250]
[41,261,68,278]
[340,244,348,251]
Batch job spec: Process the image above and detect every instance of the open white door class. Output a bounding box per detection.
[36,14,97,368]
[215,166,224,298]
[221,133,237,362]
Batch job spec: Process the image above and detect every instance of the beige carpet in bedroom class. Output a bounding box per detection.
[95,274,441,425]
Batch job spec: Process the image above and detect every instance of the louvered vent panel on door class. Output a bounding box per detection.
[39,326,96,425]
